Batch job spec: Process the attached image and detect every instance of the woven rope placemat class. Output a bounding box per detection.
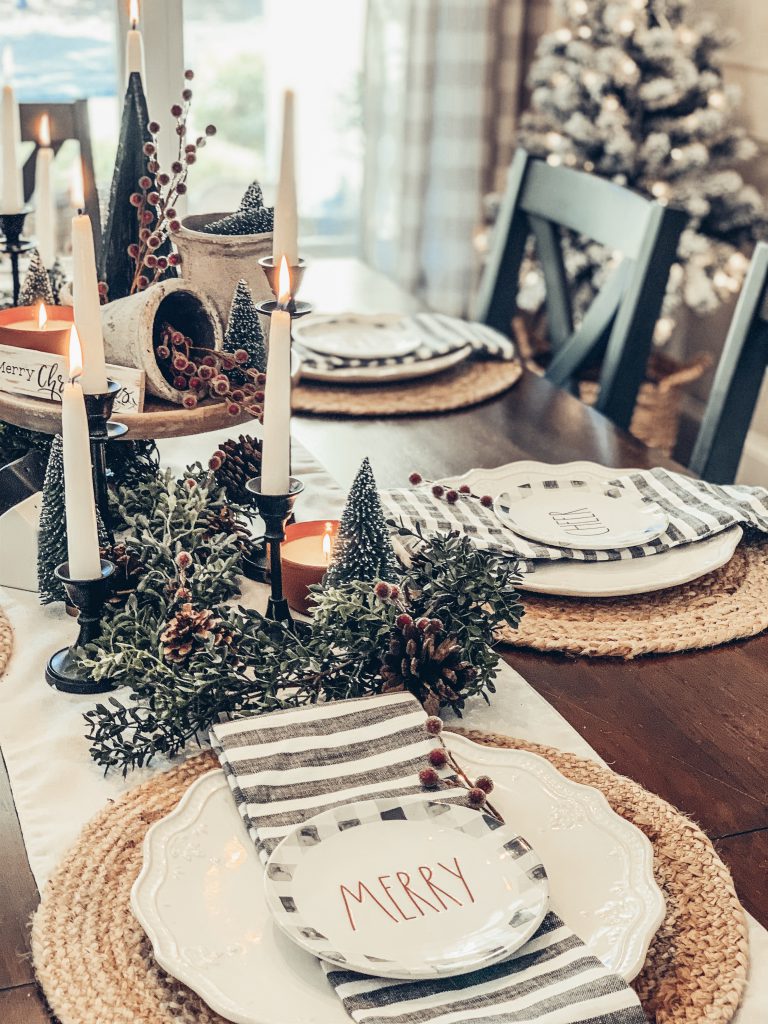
[0,605,13,676]
[32,732,748,1024]
[292,358,522,416]
[501,536,768,658]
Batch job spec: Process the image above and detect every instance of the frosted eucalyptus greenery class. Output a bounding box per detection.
[516,0,767,334]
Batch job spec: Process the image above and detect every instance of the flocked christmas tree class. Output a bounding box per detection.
[199,181,274,236]
[516,0,767,337]
[38,435,109,604]
[18,249,55,307]
[224,279,267,383]
[324,458,399,587]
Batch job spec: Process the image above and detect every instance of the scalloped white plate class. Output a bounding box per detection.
[442,462,742,597]
[131,734,664,1024]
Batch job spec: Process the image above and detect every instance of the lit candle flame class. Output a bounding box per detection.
[322,522,333,563]
[70,160,85,210]
[2,46,13,82]
[68,325,83,380]
[38,303,47,330]
[129,0,140,30]
[39,113,51,148]
[277,255,292,309]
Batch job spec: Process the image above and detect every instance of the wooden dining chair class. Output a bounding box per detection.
[18,100,102,261]
[472,149,687,430]
[688,242,768,484]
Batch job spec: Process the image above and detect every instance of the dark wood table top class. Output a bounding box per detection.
[2,273,766,1019]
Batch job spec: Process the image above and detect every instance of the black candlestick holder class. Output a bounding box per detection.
[45,559,116,694]
[84,380,127,540]
[244,476,304,627]
[0,205,35,306]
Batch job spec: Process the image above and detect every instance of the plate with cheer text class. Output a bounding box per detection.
[495,481,668,551]
[262,796,549,979]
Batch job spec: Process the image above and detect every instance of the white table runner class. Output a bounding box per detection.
[0,429,765,1021]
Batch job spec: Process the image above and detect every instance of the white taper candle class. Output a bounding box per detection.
[261,256,292,494]
[272,89,298,266]
[1,48,23,215]
[71,204,108,394]
[62,326,102,581]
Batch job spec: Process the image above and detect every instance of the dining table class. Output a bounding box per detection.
[1,257,767,1023]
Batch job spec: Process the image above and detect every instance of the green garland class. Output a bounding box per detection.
[79,465,524,775]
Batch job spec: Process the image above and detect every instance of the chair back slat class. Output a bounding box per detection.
[529,215,573,350]
[18,100,101,262]
[689,242,768,484]
[520,158,652,258]
[473,148,687,429]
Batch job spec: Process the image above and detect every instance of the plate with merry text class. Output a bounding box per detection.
[263,795,549,980]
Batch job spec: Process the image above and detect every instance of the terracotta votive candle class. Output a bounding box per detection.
[0,303,74,355]
[281,519,339,615]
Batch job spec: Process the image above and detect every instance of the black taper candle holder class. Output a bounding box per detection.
[0,205,35,306]
[45,559,116,694]
[84,380,128,540]
[244,476,304,627]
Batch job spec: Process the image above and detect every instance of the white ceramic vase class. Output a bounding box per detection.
[173,213,274,330]
[100,279,223,404]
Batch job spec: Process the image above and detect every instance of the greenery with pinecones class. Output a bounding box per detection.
[79,460,524,774]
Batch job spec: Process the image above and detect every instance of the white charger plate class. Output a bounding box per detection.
[263,796,549,980]
[443,462,742,597]
[131,734,664,1024]
[495,484,668,550]
[293,313,421,360]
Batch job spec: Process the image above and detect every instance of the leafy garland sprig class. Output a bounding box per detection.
[79,490,523,774]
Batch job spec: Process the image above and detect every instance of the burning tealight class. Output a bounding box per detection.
[280,520,340,614]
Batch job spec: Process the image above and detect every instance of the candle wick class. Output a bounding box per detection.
[77,207,84,216]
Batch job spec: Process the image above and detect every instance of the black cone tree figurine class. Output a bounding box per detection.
[224,279,267,382]
[99,72,165,301]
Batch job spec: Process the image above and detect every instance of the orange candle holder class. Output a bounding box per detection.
[0,304,74,354]
[280,519,340,615]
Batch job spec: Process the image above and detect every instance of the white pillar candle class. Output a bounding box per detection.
[71,204,108,394]
[272,89,298,266]
[62,326,102,581]
[261,257,292,495]
[125,0,146,85]
[1,48,23,215]
[35,114,56,268]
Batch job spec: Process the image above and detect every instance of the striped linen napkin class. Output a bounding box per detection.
[210,693,647,1023]
[382,466,768,571]
[295,312,516,374]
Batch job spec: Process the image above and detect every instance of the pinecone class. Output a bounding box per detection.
[204,503,251,549]
[160,602,233,664]
[212,434,262,504]
[101,542,145,606]
[379,616,476,715]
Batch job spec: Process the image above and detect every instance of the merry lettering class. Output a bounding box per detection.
[549,506,609,536]
[0,361,35,383]
[339,857,475,932]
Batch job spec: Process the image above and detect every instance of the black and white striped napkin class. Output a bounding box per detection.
[210,694,647,1024]
[295,312,515,374]
[382,467,768,570]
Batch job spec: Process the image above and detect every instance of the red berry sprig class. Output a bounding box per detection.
[408,470,494,510]
[154,322,265,418]
[121,69,217,297]
[416,715,502,820]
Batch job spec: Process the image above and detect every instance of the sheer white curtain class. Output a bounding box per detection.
[362,0,527,315]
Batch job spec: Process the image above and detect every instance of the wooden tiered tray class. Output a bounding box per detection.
[0,389,256,440]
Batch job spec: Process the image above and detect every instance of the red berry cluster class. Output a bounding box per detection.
[417,715,495,809]
[123,69,217,297]
[155,321,265,417]
[408,471,493,509]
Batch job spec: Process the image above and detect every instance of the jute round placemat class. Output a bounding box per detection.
[292,359,522,416]
[32,733,748,1024]
[501,536,768,658]
[0,605,13,676]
